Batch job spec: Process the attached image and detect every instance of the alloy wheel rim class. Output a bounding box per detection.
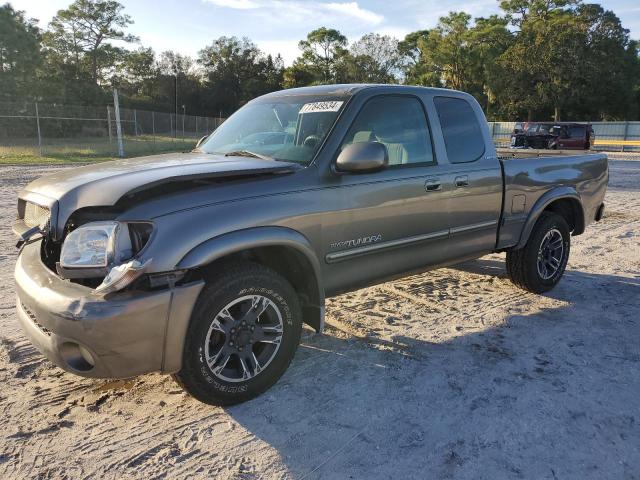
[204,295,284,383]
[537,228,564,280]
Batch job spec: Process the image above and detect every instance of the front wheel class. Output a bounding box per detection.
[173,263,302,405]
[506,212,571,293]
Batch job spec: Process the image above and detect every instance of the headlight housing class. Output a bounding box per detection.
[58,221,153,294]
[60,221,121,268]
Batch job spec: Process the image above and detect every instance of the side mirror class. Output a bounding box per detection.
[335,142,387,173]
[195,135,208,149]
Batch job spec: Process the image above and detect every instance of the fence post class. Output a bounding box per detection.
[34,102,42,156]
[170,113,174,143]
[206,117,209,134]
[152,111,156,151]
[133,109,138,137]
[622,121,629,153]
[182,112,185,145]
[112,89,125,158]
[107,106,113,149]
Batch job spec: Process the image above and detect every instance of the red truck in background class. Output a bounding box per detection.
[511,122,595,150]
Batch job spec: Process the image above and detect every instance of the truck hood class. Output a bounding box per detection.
[20,152,299,239]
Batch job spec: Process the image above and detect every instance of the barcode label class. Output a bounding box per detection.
[299,101,344,114]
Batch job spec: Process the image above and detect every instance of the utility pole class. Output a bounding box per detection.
[113,88,125,158]
[174,72,178,138]
[35,102,42,156]
[182,105,186,144]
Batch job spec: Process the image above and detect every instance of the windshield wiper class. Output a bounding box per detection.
[224,150,274,161]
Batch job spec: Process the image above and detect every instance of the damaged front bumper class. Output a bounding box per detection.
[14,241,203,378]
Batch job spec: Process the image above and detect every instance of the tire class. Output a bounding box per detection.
[506,212,571,294]
[173,262,302,405]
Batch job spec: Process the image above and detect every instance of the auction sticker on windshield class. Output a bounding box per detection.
[299,101,344,113]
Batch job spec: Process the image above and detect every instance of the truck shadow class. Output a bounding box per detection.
[223,259,640,478]
[452,257,640,304]
[3,257,638,478]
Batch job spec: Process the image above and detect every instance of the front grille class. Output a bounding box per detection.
[23,202,50,229]
[20,302,52,337]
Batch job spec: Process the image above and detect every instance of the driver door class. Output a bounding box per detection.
[320,95,453,295]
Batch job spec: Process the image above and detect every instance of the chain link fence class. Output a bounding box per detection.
[2,99,640,161]
[0,98,225,160]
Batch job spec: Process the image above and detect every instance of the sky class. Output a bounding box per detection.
[10,0,640,65]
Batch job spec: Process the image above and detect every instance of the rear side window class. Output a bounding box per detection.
[434,97,485,163]
[569,126,586,138]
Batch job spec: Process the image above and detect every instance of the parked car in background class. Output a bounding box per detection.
[511,122,594,150]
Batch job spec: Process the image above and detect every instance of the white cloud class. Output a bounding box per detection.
[10,0,69,25]
[257,39,302,64]
[325,2,384,25]
[204,0,260,9]
[203,0,384,26]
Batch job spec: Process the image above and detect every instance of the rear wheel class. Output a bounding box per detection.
[506,212,570,293]
[173,263,302,405]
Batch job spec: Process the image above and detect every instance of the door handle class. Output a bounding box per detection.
[425,177,441,192]
[455,175,469,188]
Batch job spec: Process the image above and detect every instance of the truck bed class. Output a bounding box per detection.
[496,152,608,250]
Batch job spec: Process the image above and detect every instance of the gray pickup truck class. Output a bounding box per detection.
[14,85,608,405]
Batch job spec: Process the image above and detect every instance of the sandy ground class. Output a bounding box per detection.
[0,154,639,480]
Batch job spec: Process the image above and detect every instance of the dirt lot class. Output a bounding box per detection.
[0,155,639,479]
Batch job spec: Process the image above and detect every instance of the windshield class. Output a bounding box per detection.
[200,94,348,165]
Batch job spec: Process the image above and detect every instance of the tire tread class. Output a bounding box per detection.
[173,262,301,406]
[506,212,570,294]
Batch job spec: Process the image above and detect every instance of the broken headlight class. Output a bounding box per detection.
[60,221,120,268]
[58,221,153,293]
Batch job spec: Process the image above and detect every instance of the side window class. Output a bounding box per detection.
[434,97,485,163]
[341,96,434,166]
[569,126,586,138]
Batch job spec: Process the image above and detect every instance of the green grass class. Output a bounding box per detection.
[0,135,198,165]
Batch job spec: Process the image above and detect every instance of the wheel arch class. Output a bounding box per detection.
[177,226,325,333]
[162,227,324,374]
[515,187,585,250]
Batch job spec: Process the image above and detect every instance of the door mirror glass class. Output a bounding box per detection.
[336,142,388,173]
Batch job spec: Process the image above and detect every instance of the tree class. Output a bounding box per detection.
[346,33,402,83]
[572,4,638,119]
[499,0,578,28]
[45,0,138,85]
[497,0,637,120]
[469,15,513,117]
[400,13,488,96]
[0,4,42,100]
[115,46,156,99]
[399,30,438,86]
[1,0,637,121]
[198,37,283,114]
[497,0,580,120]
[296,27,348,83]
[158,50,194,77]
[282,59,316,88]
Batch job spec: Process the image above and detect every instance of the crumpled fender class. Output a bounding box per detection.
[177,225,325,331]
